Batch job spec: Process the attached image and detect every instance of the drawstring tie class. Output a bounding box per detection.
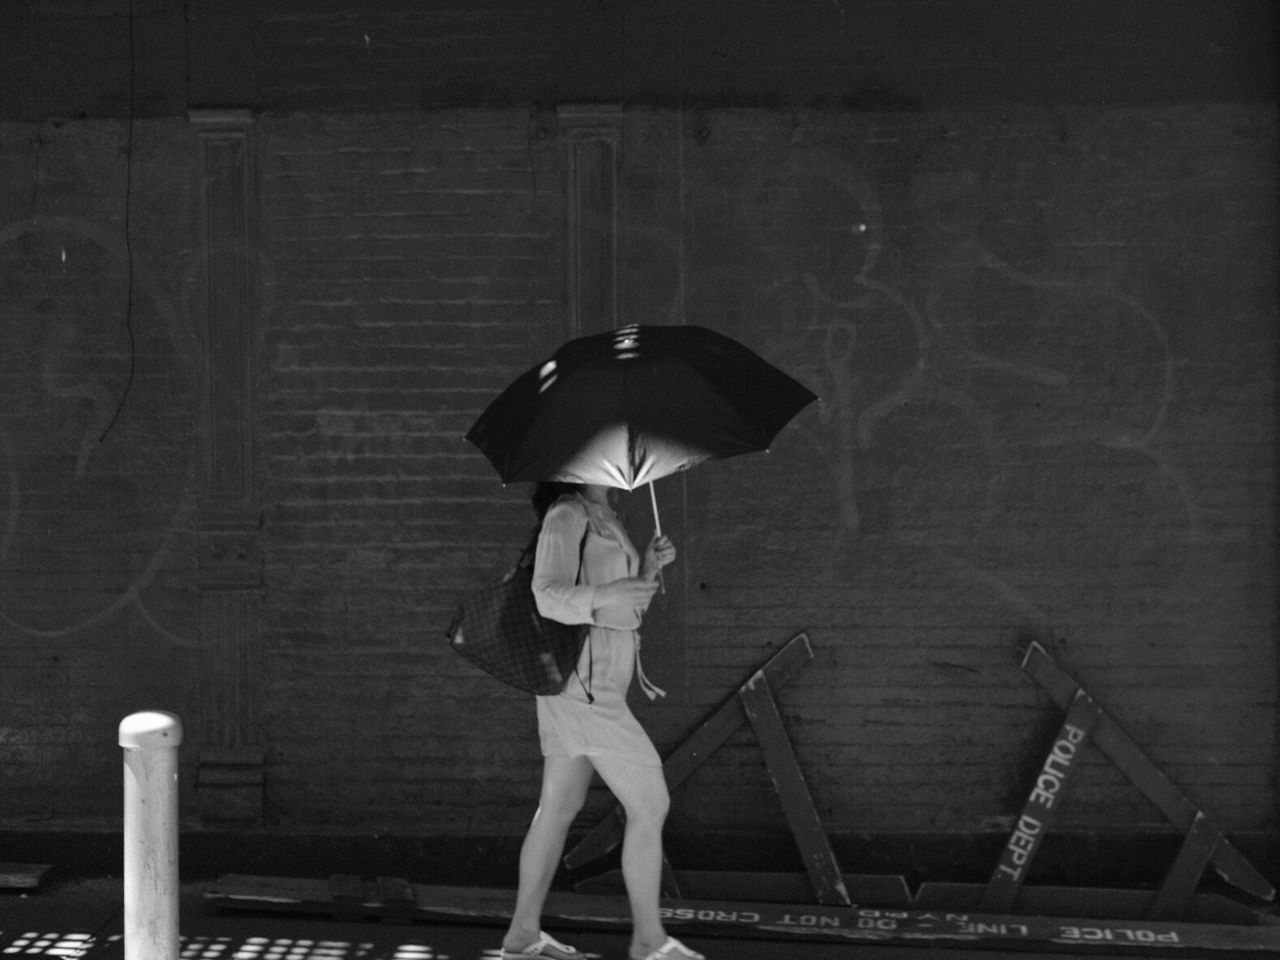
[634,632,666,700]
[575,636,595,704]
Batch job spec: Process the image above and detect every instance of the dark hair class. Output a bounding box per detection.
[531,481,584,525]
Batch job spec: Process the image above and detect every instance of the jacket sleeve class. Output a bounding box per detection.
[531,500,596,625]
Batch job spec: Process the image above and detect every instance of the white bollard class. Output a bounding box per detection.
[119,711,183,960]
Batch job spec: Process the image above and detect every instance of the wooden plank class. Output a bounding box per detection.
[205,877,1280,953]
[378,876,417,924]
[577,869,911,907]
[1150,813,1220,920]
[485,885,1280,952]
[981,688,1100,912]
[564,632,813,869]
[739,672,849,906]
[208,873,336,913]
[660,856,683,900]
[1021,642,1274,902]
[328,873,367,921]
[563,807,626,870]
[659,632,811,791]
[917,882,1260,926]
[0,863,53,890]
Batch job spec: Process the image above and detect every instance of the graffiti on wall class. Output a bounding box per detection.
[733,147,1189,615]
[605,126,1196,642]
[0,214,198,647]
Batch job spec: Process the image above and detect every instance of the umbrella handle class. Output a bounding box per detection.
[648,482,665,596]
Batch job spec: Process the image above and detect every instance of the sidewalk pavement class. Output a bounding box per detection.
[17,877,637,960]
[2,876,1223,960]
[0,877,830,960]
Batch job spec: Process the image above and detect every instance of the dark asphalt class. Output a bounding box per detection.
[3,877,1240,960]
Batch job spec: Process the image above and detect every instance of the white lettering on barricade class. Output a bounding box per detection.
[1060,927,1181,944]
[856,917,898,931]
[1029,722,1088,808]
[994,813,1042,881]
[650,903,1193,949]
[659,907,762,924]
[993,720,1090,883]
[775,913,843,928]
[959,922,1031,936]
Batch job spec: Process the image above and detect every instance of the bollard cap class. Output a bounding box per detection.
[118,711,183,749]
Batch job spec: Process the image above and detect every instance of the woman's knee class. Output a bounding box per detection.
[592,756,670,824]
[622,782,670,827]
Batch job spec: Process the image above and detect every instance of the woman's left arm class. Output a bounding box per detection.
[531,501,596,624]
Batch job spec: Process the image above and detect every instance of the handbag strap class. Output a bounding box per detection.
[525,506,593,701]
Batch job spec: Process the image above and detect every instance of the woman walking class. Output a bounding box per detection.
[500,481,704,960]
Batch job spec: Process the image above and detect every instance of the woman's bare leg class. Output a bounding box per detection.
[503,754,594,952]
[591,756,671,959]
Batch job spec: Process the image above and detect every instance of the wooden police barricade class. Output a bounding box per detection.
[206,635,1279,951]
[206,875,1280,954]
[1019,642,1274,911]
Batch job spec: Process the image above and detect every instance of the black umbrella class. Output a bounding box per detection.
[466,324,817,529]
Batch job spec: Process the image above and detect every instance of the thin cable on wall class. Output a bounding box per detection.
[98,0,138,446]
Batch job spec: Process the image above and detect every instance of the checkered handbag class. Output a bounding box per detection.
[445,545,588,696]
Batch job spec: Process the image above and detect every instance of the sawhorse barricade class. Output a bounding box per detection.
[206,631,1279,951]
[564,632,870,907]
[568,634,1273,925]
[974,642,1273,916]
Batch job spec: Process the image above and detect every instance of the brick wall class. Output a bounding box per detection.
[0,118,202,814]
[255,111,568,828]
[609,104,1279,836]
[0,102,1275,857]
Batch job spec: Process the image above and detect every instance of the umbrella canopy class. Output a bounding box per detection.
[466,324,817,491]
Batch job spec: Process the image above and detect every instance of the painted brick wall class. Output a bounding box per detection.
[0,102,1274,854]
[248,103,1278,837]
[255,111,569,828]
[0,118,202,815]
[616,105,1279,836]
